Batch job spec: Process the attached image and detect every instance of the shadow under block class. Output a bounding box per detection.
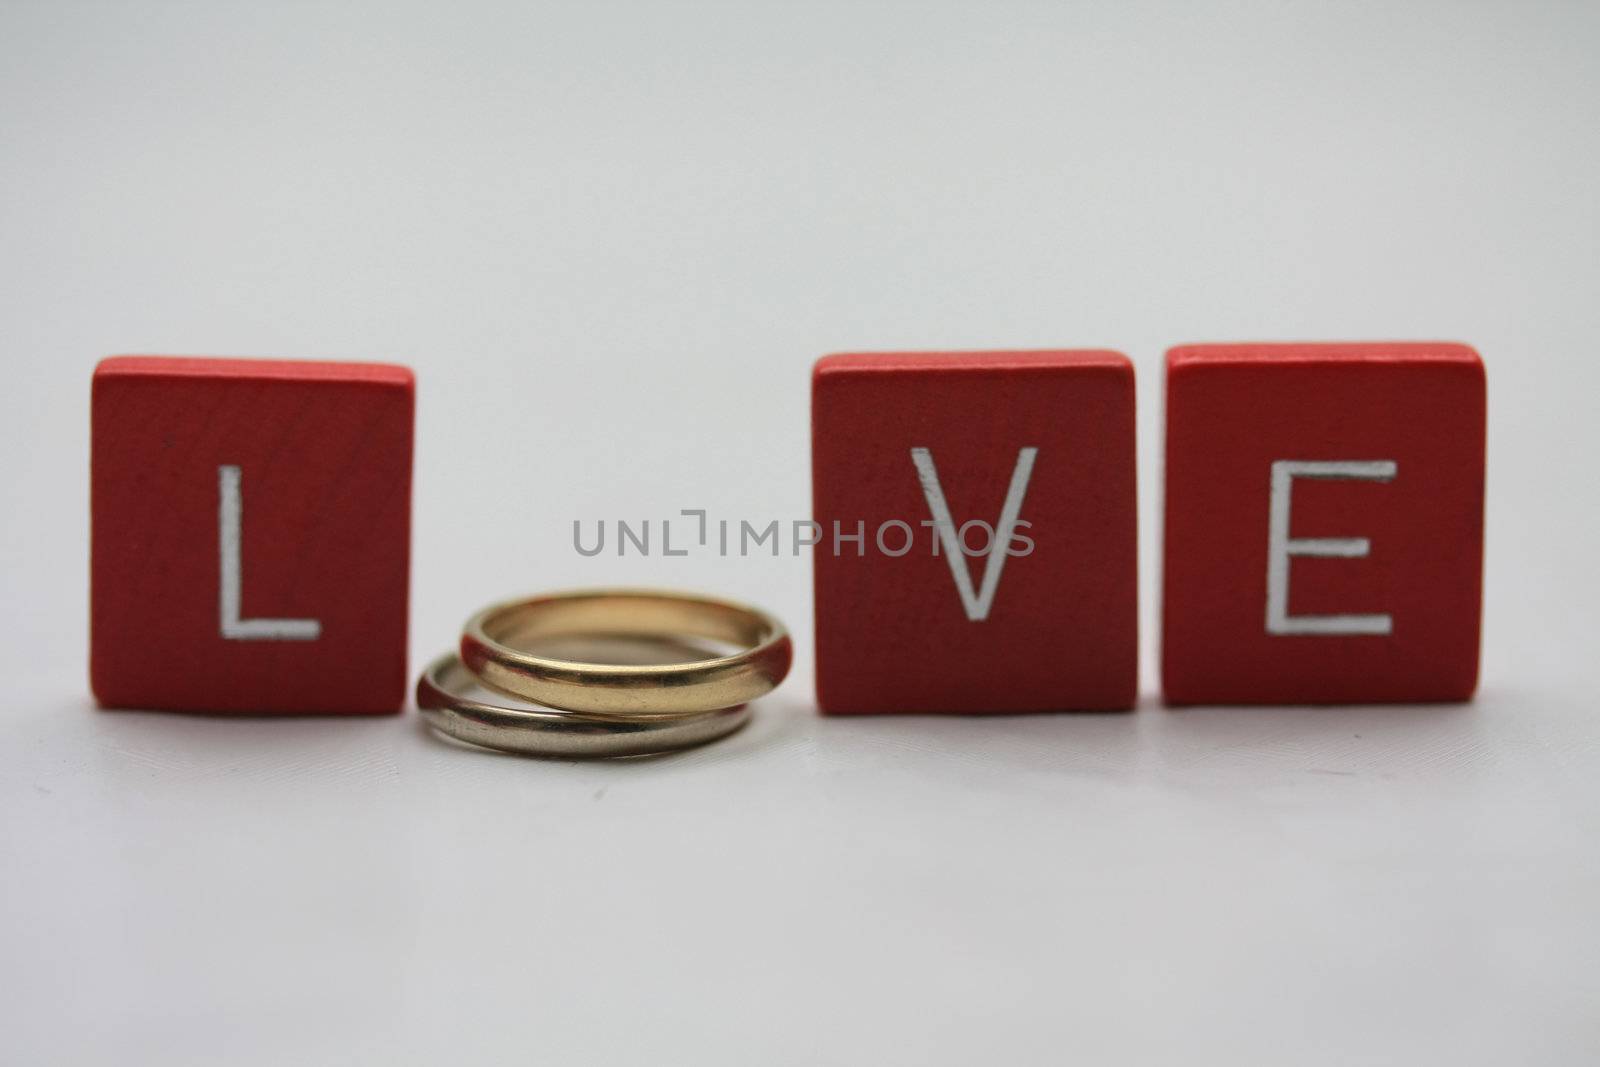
[1161,342,1485,706]
[812,350,1138,714]
[90,356,415,714]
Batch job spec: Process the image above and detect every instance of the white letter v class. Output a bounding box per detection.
[911,446,1037,622]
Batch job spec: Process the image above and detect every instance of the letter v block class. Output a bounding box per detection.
[91,356,415,713]
[1162,342,1485,705]
[811,350,1138,714]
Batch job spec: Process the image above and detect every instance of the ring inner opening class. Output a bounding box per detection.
[485,594,770,665]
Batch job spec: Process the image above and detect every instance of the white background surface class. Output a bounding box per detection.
[3,2,1598,1063]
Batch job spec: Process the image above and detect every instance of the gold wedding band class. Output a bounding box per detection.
[460,588,792,716]
[416,653,752,758]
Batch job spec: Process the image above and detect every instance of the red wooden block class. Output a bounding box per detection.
[812,350,1138,714]
[90,356,415,714]
[1161,342,1485,705]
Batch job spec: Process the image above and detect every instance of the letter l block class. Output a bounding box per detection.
[1161,342,1485,704]
[811,350,1138,714]
[90,356,415,713]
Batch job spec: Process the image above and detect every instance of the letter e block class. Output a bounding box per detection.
[90,356,415,713]
[812,350,1138,714]
[1162,342,1485,705]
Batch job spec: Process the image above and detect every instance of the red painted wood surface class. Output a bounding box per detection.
[812,350,1138,714]
[1162,342,1485,705]
[90,356,415,714]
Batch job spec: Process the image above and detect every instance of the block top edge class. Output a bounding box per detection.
[816,349,1130,375]
[1166,342,1481,369]
[95,355,415,387]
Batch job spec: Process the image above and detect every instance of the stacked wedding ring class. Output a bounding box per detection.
[417,588,792,758]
